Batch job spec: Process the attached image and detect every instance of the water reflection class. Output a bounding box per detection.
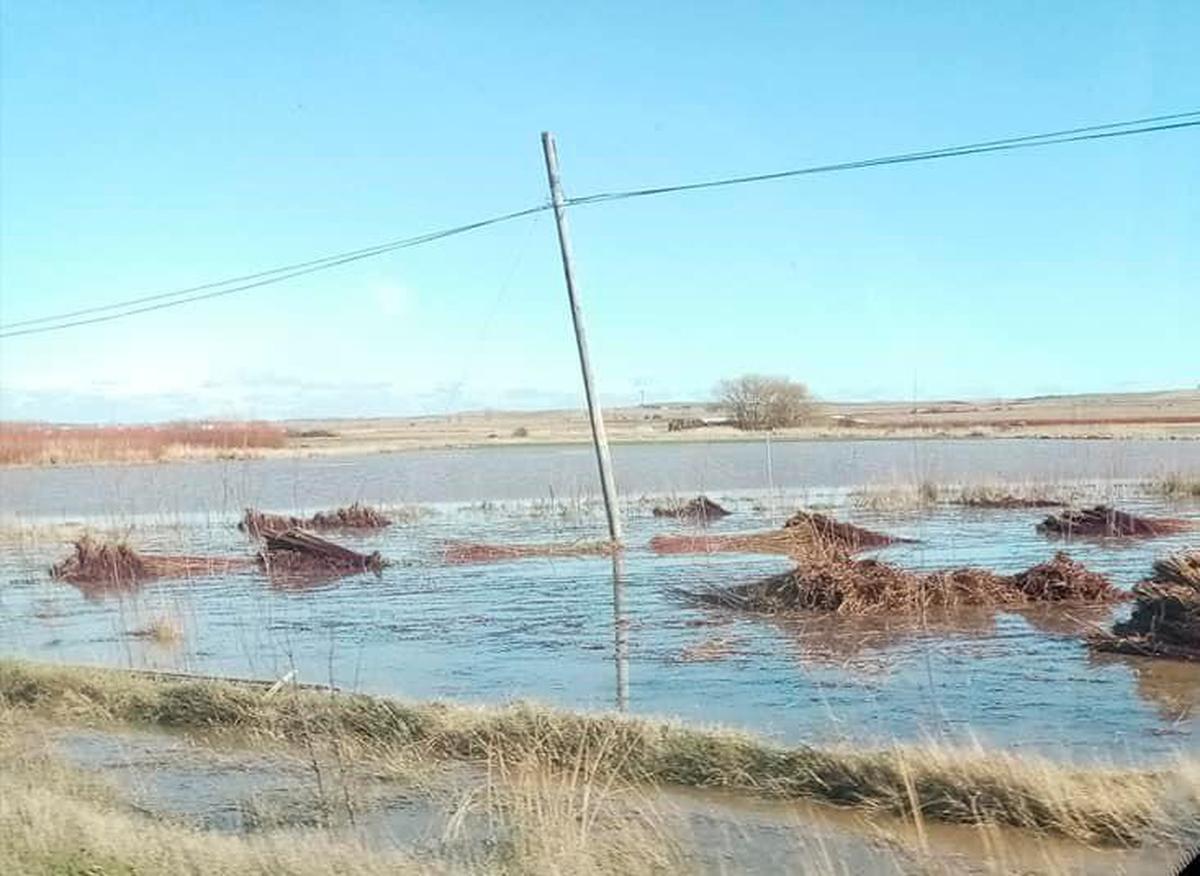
[611,552,629,711]
[1089,651,1200,722]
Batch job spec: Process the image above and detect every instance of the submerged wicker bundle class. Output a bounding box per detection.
[691,550,1122,616]
[1092,551,1200,661]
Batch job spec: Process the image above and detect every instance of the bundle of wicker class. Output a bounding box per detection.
[651,511,908,559]
[1008,552,1123,601]
[240,502,392,536]
[651,496,731,522]
[51,536,249,589]
[258,528,387,576]
[442,540,615,564]
[1090,552,1200,661]
[1036,505,1191,538]
[689,550,1123,616]
[783,511,910,549]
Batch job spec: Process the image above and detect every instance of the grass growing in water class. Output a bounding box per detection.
[1149,473,1200,500]
[1,658,1195,848]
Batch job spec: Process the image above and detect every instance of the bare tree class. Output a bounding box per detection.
[717,374,813,430]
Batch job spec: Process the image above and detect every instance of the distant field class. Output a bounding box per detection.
[2,389,1198,466]
[280,388,1200,457]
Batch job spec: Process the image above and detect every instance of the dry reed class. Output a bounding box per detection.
[0,420,285,466]
[1,658,1195,846]
[50,536,251,590]
[1037,505,1192,538]
[1091,551,1200,661]
[442,540,616,564]
[690,551,1124,615]
[240,502,392,536]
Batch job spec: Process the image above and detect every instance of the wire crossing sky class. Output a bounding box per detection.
[1,3,1197,422]
[3,111,1197,340]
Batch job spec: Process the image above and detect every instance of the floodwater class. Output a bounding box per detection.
[2,439,1200,764]
[50,724,1182,874]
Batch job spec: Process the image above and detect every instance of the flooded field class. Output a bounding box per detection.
[38,721,1178,875]
[2,438,1199,763]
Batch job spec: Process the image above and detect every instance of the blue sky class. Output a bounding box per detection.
[1,1,1197,422]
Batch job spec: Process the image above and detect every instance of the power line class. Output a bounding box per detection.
[0,205,548,339]
[0,204,550,333]
[565,113,1200,206]
[3,109,1197,339]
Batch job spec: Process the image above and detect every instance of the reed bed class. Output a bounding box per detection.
[947,485,1067,509]
[1091,552,1200,661]
[0,420,285,465]
[443,540,616,564]
[783,511,911,549]
[1037,505,1192,538]
[650,496,730,522]
[1148,473,1200,500]
[50,536,251,589]
[689,551,1124,615]
[1,658,1195,847]
[240,502,392,536]
[651,511,905,559]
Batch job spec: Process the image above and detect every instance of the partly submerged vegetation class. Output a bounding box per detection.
[688,551,1124,615]
[1149,472,1200,500]
[1092,552,1200,662]
[1,659,1196,848]
[240,503,393,536]
[1037,505,1192,538]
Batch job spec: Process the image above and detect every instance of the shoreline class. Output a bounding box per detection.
[3,429,1200,472]
[4,389,1200,469]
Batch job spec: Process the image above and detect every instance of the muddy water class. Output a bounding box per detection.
[51,724,1181,874]
[2,439,1199,763]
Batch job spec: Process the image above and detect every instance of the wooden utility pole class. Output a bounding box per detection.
[540,131,622,543]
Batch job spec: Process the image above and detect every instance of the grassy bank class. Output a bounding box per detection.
[1,659,1196,848]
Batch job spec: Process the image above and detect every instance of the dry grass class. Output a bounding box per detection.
[1091,551,1200,661]
[50,535,251,591]
[0,420,286,466]
[1,658,1195,847]
[240,503,393,536]
[650,512,906,559]
[442,540,616,564]
[851,481,1083,511]
[947,484,1068,509]
[849,481,942,511]
[1149,473,1200,500]
[127,615,185,646]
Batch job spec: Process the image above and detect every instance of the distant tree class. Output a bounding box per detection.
[716,374,814,430]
